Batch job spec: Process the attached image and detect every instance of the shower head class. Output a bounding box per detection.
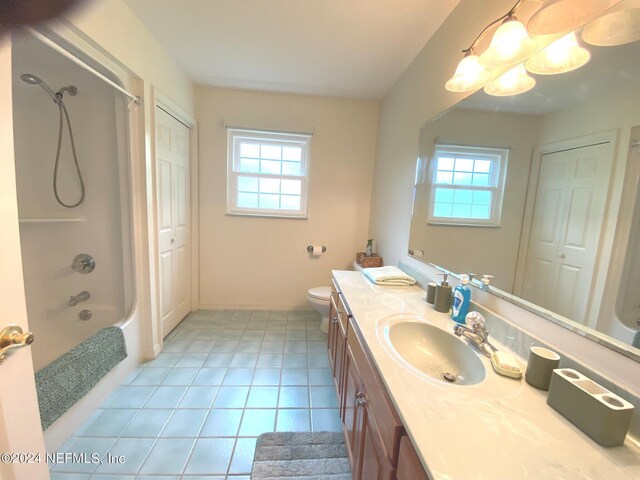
[20,73,42,85]
[19,73,77,103]
[20,72,58,103]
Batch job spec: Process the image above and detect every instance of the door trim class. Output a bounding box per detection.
[514,130,617,327]
[149,87,198,355]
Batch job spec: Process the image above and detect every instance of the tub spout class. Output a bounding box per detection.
[69,290,90,307]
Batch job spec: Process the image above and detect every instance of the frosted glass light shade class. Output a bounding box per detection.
[484,64,536,96]
[528,0,622,36]
[525,32,591,74]
[445,54,492,92]
[479,19,540,67]
[582,0,640,46]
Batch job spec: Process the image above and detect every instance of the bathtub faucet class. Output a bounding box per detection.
[69,290,90,307]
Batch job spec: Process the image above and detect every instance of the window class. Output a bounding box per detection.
[428,144,508,226]
[227,128,311,218]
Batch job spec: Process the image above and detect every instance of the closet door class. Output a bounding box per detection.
[156,106,191,337]
[523,142,611,321]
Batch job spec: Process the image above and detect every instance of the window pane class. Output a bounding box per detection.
[433,203,453,217]
[283,147,301,161]
[455,158,474,172]
[259,178,280,194]
[435,171,453,184]
[437,157,455,171]
[259,194,280,209]
[237,176,258,192]
[260,160,281,174]
[240,142,260,158]
[261,145,281,160]
[282,161,301,176]
[281,179,301,195]
[238,192,258,208]
[471,205,491,219]
[472,173,490,186]
[434,187,454,203]
[474,159,492,173]
[453,172,472,185]
[473,190,492,205]
[453,189,473,204]
[452,204,472,218]
[281,195,301,210]
[239,158,260,173]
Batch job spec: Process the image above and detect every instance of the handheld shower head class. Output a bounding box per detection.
[20,72,58,103]
[20,73,42,85]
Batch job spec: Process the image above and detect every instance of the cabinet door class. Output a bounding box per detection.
[327,295,339,371]
[335,319,347,419]
[359,402,395,480]
[343,342,363,470]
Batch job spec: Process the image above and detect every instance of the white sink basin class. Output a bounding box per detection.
[378,314,486,386]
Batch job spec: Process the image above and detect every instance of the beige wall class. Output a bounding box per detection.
[67,0,194,114]
[410,108,541,291]
[368,0,515,267]
[197,86,378,309]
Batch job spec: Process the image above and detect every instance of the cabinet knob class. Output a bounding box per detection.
[332,316,338,324]
[356,397,367,407]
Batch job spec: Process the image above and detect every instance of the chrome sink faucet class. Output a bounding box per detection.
[453,312,496,357]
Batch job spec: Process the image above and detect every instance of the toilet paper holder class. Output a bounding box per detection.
[307,245,326,253]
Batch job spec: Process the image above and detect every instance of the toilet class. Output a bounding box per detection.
[307,286,332,332]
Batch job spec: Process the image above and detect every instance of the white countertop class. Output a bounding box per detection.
[333,270,640,480]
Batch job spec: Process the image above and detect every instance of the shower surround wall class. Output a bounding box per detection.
[12,35,133,372]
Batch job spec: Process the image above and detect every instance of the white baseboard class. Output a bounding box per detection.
[198,303,314,312]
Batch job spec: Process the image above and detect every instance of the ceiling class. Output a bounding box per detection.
[123,0,460,99]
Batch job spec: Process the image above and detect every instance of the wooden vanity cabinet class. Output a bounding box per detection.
[343,338,395,480]
[329,279,431,480]
[396,437,430,480]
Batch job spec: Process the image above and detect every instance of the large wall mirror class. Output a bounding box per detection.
[409,40,640,361]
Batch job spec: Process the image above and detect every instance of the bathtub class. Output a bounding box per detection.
[12,32,143,450]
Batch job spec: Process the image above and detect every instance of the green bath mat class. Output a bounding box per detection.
[35,326,127,430]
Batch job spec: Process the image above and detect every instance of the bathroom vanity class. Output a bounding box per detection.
[329,270,640,480]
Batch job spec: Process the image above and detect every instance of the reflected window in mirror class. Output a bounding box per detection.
[428,144,508,227]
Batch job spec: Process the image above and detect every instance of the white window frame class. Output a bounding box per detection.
[227,128,311,218]
[427,144,508,227]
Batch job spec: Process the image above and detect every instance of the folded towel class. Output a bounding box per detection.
[362,266,416,286]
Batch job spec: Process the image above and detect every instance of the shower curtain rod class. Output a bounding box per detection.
[27,29,142,105]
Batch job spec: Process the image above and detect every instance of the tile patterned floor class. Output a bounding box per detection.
[50,310,341,480]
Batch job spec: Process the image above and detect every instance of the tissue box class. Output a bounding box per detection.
[356,252,383,268]
[547,369,634,447]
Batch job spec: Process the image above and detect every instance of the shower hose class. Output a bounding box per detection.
[54,99,85,208]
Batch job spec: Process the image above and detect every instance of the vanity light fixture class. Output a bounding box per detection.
[525,31,591,75]
[479,16,540,67]
[527,0,623,36]
[582,0,640,46]
[445,0,527,92]
[445,51,492,92]
[484,63,536,96]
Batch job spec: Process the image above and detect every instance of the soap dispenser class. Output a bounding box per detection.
[451,275,471,324]
[433,273,453,313]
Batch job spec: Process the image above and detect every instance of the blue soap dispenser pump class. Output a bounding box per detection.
[451,274,471,324]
